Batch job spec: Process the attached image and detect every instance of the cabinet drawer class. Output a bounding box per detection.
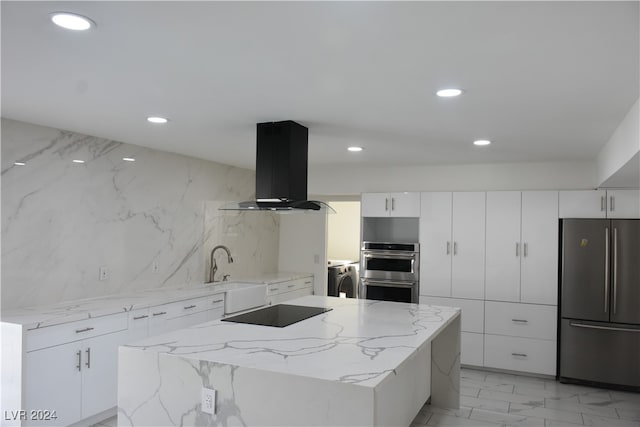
[461,332,484,367]
[268,286,313,305]
[485,301,557,340]
[484,334,556,376]
[165,295,223,319]
[26,313,128,352]
[268,277,313,296]
[419,296,484,333]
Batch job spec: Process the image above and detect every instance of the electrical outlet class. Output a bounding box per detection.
[201,387,216,415]
[152,262,159,274]
[99,266,108,281]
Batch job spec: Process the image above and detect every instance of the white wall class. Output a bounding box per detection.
[309,160,597,196]
[597,98,640,188]
[1,119,279,309]
[278,213,328,296]
[327,201,361,262]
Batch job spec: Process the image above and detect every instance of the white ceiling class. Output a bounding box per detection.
[2,1,638,170]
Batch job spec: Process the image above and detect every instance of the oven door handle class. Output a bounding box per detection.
[361,279,417,288]
[362,252,418,260]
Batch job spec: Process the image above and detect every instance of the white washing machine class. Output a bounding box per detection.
[327,260,359,298]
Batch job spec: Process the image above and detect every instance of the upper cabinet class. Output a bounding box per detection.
[419,192,485,299]
[485,191,559,305]
[559,190,639,219]
[361,192,420,217]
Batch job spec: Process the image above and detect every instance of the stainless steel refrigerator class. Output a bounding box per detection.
[560,219,640,389]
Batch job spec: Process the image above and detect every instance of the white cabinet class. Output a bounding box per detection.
[606,189,640,218]
[23,314,128,426]
[419,192,485,299]
[484,334,556,376]
[361,192,420,217]
[559,189,639,218]
[484,301,557,341]
[485,191,558,305]
[267,277,313,305]
[165,295,225,332]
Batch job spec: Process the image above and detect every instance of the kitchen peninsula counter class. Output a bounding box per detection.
[118,296,461,426]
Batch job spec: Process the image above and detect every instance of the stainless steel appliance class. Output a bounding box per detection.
[559,219,640,390]
[360,242,419,303]
[327,261,358,298]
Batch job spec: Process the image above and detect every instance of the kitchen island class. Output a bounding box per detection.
[118,296,461,426]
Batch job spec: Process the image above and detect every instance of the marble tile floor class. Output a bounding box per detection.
[413,368,640,427]
[92,368,639,427]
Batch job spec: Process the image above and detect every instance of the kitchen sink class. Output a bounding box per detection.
[224,283,267,315]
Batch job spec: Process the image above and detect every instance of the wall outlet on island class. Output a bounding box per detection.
[99,266,108,281]
[201,387,216,415]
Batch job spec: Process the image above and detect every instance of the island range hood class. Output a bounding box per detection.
[221,120,334,213]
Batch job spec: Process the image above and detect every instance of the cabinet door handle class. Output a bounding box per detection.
[610,195,615,212]
[512,319,528,323]
[385,198,389,211]
[76,350,82,372]
[212,299,224,304]
[85,347,91,369]
[446,241,451,255]
[133,315,149,320]
[453,242,458,255]
[184,305,196,310]
[391,198,395,211]
[152,311,167,316]
[287,284,295,289]
[523,243,528,257]
[515,242,519,257]
[304,281,311,285]
[271,287,280,292]
[601,195,606,212]
[511,353,528,358]
[75,327,94,334]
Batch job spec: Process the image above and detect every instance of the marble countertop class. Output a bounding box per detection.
[123,295,460,388]
[1,272,312,329]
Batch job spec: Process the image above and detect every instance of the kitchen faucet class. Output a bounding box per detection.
[207,245,234,283]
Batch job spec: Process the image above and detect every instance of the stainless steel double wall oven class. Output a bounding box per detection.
[360,242,420,303]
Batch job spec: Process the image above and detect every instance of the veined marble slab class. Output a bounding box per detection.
[118,296,461,426]
[0,281,269,330]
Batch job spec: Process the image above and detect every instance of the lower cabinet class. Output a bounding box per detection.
[419,297,557,375]
[267,277,314,305]
[419,296,485,366]
[24,314,128,426]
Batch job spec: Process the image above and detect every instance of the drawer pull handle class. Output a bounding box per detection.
[76,350,82,371]
[85,347,91,369]
[570,322,640,333]
[153,311,167,316]
[271,287,280,292]
[184,305,196,310]
[304,281,311,285]
[133,315,149,320]
[511,352,528,358]
[511,319,528,323]
[75,327,94,334]
[287,284,295,289]
[213,299,223,304]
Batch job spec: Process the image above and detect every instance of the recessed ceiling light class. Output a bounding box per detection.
[147,116,168,124]
[122,157,136,162]
[14,162,26,166]
[436,88,463,98]
[72,159,85,163]
[348,146,363,152]
[50,12,94,31]
[473,139,492,146]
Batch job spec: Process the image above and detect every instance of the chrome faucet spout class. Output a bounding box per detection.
[208,245,234,283]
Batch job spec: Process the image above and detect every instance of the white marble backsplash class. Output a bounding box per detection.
[1,118,279,309]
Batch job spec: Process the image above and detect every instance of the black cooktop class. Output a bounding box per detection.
[222,304,332,328]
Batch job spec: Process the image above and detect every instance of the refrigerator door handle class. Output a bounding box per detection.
[604,227,609,313]
[569,322,640,333]
[613,227,618,315]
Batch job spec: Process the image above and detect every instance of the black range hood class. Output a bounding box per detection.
[221,120,334,213]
